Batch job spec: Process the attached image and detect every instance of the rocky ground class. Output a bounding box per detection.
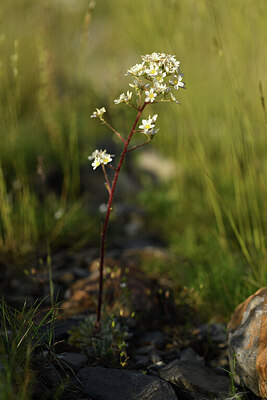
[0,239,261,400]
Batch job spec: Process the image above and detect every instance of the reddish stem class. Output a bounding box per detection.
[103,121,126,143]
[126,137,151,153]
[96,102,146,327]
[106,164,117,172]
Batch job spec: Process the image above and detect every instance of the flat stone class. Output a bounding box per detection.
[78,366,178,400]
[159,360,230,400]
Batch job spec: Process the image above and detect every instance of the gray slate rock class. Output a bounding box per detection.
[159,360,230,400]
[78,366,178,400]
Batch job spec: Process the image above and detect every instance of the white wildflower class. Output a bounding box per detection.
[145,88,157,103]
[88,149,114,170]
[91,157,101,170]
[163,54,180,74]
[145,63,159,77]
[90,107,106,119]
[126,63,145,76]
[169,74,184,90]
[89,149,101,159]
[114,94,124,105]
[139,114,158,133]
[124,52,185,101]
[154,82,169,94]
[142,52,165,63]
[174,60,180,70]
[114,91,132,104]
[152,52,165,62]
[153,70,166,83]
[126,90,133,100]
[147,127,159,136]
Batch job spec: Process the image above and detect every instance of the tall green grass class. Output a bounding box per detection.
[0,298,58,399]
[0,0,99,258]
[0,0,266,316]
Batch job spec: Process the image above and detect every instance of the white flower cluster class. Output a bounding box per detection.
[90,107,106,120]
[114,91,132,105]
[89,53,185,171]
[139,114,158,136]
[126,52,185,104]
[88,149,113,170]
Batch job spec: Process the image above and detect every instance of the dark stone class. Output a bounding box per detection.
[57,352,88,372]
[180,347,204,366]
[147,361,166,376]
[78,366,178,400]
[159,360,230,400]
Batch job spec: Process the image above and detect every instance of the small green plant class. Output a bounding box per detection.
[219,354,247,400]
[89,52,185,328]
[229,353,239,398]
[68,314,131,367]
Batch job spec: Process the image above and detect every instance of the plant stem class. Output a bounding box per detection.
[126,137,152,153]
[96,102,146,328]
[103,121,126,143]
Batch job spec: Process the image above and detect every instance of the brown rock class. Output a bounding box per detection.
[228,287,267,398]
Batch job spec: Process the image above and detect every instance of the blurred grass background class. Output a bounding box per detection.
[0,0,266,318]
